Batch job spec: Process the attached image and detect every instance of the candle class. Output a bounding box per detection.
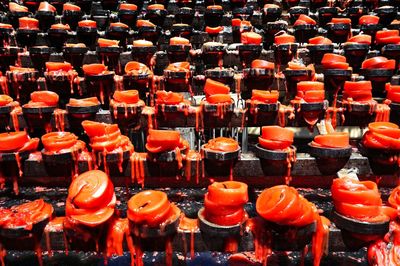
[346,34,372,45]
[375,30,400,45]
[133,39,153,47]
[9,2,28,12]
[296,81,324,101]
[119,3,137,11]
[169,37,190,45]
[343,81,373,102]
[124,61,151,75]
[24,91,59,107]
[321,53,349,69]
[308,36,332,45]
[68,97,100,107]
[361,56,396,69]
[251,90,279,104]
[205,26,223,35]
[156,91,184,105]
[136,20,156,28]
[0,131,39,152]
[63,3,81,11]
[113,90,140,104]
[0,95,13,106]
[66,170,116,227]
[46,62,73,72]
[204,181,248,226]
[251,59,274,69]
[82,63,108,75]
[0,23,13,29]
[241,32,262,45]
[311,132,349,148]
[258,126,294,150]
[203,137,239,152]
[42,131,86,154]
[274,33,295,45]
[110,22,129,29]
[38,1,56,12]
[165,62,190,72]
[9,66,35,72]
[362,122,400,149]
[19,17,39,30]
[78,20,97,28]
[294,14,317,26]
[50,23,71,30]
[207,5,223,10]
[147,4,165,10]
[204,78,230,97]
[330,18,351,24]
[145,129,188,153]
[386,83,400,103]
[98,38,120,47]
[359,15,379,25]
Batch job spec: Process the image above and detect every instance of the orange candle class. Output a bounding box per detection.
[42,131,86,154]
[251,90,279,103]
[19,17,39,30]
[78,20,97,28]
[203,137,239,152]
[82,64,108,75]
[361,56,396,69]
[0,131,39,153]
[113,90,140,104]
[258,126,294,150]
[24,91,59,107]
[98,38,120,47]
[63,3,81,11]
[68,97,100,107]
[241,32,262,45]
[145,129,188,153]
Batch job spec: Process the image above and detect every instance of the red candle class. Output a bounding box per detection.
[9,66,36,72]
[127,190,178,227]
[124,61,151,75]
[359,15,379,25]
[133,39,153,47]
[294,14,317,26]
[66,170,116,227]
[205,26,223,35]
[343,81,373,102]
[165,62,190,72]
[311,132,349,148]
[274,33,295,45]
[251,90,279,103]
[258,126,294,150]
[204,181,248,226]
[204,78,230,97]
[145,129,188,153]
[386,83,400,103]
[63,3,81,12]
[169,37,190,45]
[9,2,28,12]
[42,131,86,154]
[82,63,108,76]
[321,53,349,69]
[203,137,239,152]
[38,1,56,12]
[362,56,396,69]
[98,38,120,47]
[119,3,138,11]
[241,32,262,45]
[110,22,129,29]
[113,90,140,104]
[330,18,351,24]
[155,91,184,105]
[296,81,324,100]
[0,131,39,153]
[207,5,223,10]
[147,4,165,10]
[78,20,97,28]
[19,17,39,30]
[50,23,71,30]
[46,62,73,72]
[308,36,332,45]
[375,30,400,45]
[136,20,156,28]
[26,91,59,107]
[251,59,274,69]
[0,23,13,29]
[362,122,400,149]
[0,95,13,106]
[346,34,372,45]
[68,97,100,107]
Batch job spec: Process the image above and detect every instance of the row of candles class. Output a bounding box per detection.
[1,169,400,265]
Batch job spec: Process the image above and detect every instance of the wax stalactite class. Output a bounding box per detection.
[0,131,39,194]
[254,185,330,266]
[130,152,146,187]
[178,215,198,259]
[64,170,116,252]
[127,190,181,266]
[81,121,134,175]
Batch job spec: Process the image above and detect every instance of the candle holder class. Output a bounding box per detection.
[8,11,30,29]
[273,43,298,66]
[389,102,400,124]
[0,47,21,74]
[74,0,92,13]
[341,101,376,127]
[42,146,85,178]
[262,6,282,24]
[49,0,65,14]
[245,102,279,126]
[66,103,100,137]
[327,23,351,44]
[96,46,123,75]
[202,43,226,68]
[374,6,397,26]
[22,105,56,136]
[106,25,129,49]
[293,101,327,129]
[176,7,195,24]
[283,69,313,102]
[232,25,251,44]
[92,149,133,177]
[147,147,187,177]
[145,8,168,26]
[131,45,157,66]
[359,24,382,48]
[255,144,296,176]
[6,69,39,105]
[63,46,89,76]
[84,71,115,108]
[323,69,352,104]
[318,7,337,27]
[123,73,152,100]
[170,24,193,39]
[332,210,390,250]
[29,46,52,76]
[238,45,262,68]
[242,68,274,100]
[118,8,138,28]
[198,207,247,251]
[382,44,400,74]
[202,102,235,128]
[163,69,192,93]
[62,9,82,30]
[204,8,223,27]
[360,68,394,98]
[307,44,334,65]
[44,72,77,109]
[294,24,318,44]
[0,104,14,132]
[264,22,288,49]
[359,143,400,175]
[101,0,119,11]
[110,102,144,133]
[0,150,30,190]
[76,26,98,50]
[347,6,368,27]
[16,28,39,48]
[308,143,352,175]
[137,26,161,44]
[0,26,13,47]
[201,144,240,177]
[48,27,69,52]
[91,9,110,31]
[343,43,369,72]
[288,6,308,25]
[155,103,189,128]
[64,220,110,251]
[167,44,191,63]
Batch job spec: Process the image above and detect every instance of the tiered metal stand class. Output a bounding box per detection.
[0,0,399,264]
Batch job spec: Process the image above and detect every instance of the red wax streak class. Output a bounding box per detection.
[386,83,400,103]
[145,129,188,153]
[169,37,190,45]
[310,132,349,148]
[258,126,294,150]
[178,216,198,259]
[38,2,56,12]
[63,3,81,11]
[321,53,349,69]
[250,90,279,104]
[255,185,330,266]
[308,36,332,45]
[130,152,146,186]
[136,20,156,28]
[68,97,100,107]
[362,56,396,70]
[204,181,248,226]
[251,59,274,69]
[23,91,59,107]
[294,14,317,26]
[19,17,39,30]
[362,122,400,149]
[9,2,28,12]
[50,23,70,30]
[332,177,396,222]
[98,38,120,47]
[78,20,97,28]
[359,15,379,25]
[241,32,262,45]
[119,3,138,11]
[105,218,129,257]
[82,64,107,76]
[347,34,372,45]
[203,137,239,152]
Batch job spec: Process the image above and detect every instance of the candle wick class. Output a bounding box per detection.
[223,184,227,189]
[139,202,149,209]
